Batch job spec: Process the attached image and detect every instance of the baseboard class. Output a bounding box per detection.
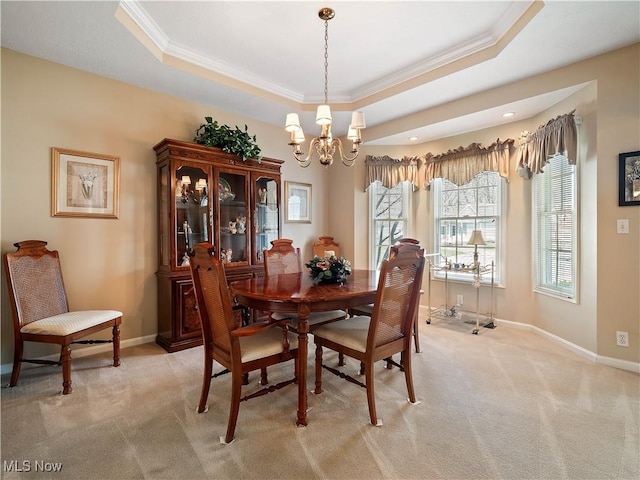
[496,318,640,374]
[596,355,640,373]
[419,306,639,374]
[0,334,157,376]
[496,318,598,362]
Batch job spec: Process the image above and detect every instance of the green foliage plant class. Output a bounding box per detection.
[305,255,352,285]
[194,117,262,162]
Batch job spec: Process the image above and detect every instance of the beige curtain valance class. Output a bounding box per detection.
[515,111,577,178]
[423,138,513,187]
[364,155,421,191]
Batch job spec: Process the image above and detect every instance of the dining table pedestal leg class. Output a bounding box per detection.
[295,303,310,426]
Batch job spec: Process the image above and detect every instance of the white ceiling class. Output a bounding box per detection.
[2,1,639,145]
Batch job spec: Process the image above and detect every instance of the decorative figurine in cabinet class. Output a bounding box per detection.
[154,138,283,352]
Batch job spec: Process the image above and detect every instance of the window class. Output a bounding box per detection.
[533,155,577,299]
[369,181,411,271]
[433,172,504,282]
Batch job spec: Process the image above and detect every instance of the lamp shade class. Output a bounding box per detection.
[315,104,332,125]
[350,111,366,129]
[285,113,301,132]
[467,230,486,246]
[181,176,192,185]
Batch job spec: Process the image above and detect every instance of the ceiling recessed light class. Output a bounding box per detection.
[503,112,515,118]
[409,136,419,141]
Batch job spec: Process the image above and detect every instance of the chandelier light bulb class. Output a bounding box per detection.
[347,126,358,141]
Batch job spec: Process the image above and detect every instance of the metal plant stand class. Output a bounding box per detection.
[426,258,495,334]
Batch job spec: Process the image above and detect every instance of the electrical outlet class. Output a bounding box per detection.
[616,331,629,347]
[457,294,463,305]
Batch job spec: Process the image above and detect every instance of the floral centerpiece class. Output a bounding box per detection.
[305,255,352,285]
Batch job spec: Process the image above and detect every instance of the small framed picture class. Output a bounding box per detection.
[52,147,120,218]
[619,150,640,206]
[285,181,311,223]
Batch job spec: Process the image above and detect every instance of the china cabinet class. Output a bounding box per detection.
[154,138,283,352]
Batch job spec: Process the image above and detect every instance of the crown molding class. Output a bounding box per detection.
[116,0,544,110]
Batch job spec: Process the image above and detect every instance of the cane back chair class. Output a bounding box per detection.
[188,242,298,444]
[3,240,122,394]
[312,236,341,258]
[349,237,423,354]
[264,239,347,331]
[313,243,426,426]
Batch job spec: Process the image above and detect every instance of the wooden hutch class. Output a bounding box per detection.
[154,138,283,352]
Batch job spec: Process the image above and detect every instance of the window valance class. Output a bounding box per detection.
[515,111,577,178]
[423,138,513,187]
[364,155,421,191]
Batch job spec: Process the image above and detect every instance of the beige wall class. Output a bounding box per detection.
[2,43,638,370]
[0,48,330,367]
[336,44,639,365]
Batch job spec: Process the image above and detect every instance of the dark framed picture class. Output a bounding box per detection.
[619,150,640,206]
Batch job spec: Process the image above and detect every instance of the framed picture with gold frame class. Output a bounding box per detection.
[619,150,640,206]
[52,147,120,218]
[284,181,311,223]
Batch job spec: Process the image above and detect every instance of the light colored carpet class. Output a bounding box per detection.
[1,315,639,480]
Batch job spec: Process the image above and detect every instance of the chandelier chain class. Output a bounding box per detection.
[284,7,364,167]
[323,19,329,105]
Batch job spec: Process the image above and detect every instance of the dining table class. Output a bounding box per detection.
[230,269,379,427]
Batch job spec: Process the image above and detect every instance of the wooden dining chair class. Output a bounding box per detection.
[264,239,347,331]
[313,243,425,426]
[349,237,423,355]
[312,236,341,258]
[188,242,298,444]
[3,240,122,394]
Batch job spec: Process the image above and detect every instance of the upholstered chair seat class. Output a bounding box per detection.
[20,310,122,336]
[238,328,299,363]
[312,316,370,352]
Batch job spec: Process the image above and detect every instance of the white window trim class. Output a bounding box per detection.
[532,154,580,303]
[431,173,506,286]
[368,181,412,271]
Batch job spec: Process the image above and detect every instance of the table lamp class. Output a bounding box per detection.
[467,230,486,266]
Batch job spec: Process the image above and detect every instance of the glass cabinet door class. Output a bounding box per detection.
[158,163,170,268]
[253,175,280,263]
[218,171,249,266]
[175,165,210,269]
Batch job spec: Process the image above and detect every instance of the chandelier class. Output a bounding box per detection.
[285,7,366,167]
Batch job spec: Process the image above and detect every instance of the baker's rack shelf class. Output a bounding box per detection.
[426,255,495,334]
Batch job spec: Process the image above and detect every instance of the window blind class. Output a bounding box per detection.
[533,155,576,298]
